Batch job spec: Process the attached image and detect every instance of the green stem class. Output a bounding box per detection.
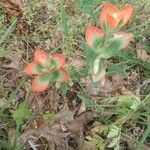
[137,124,150,150]
[12,123,20,150]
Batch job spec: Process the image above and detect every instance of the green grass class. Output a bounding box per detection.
[0,0,150,149]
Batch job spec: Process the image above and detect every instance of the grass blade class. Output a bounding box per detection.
[0,17,17,45]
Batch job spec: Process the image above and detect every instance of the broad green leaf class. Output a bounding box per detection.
[92,37,105,53]
[38,71,59,83]
[108,63,126,74]
[100,38,121,58]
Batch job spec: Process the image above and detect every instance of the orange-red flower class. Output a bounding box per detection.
[24,48,68,92]
[99,3,133,28]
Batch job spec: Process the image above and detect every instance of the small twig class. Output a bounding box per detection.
[28,139,38,150]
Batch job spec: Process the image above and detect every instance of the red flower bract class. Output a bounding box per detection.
[56,68,69,83]
[24,62,41,75]
[85,24,105,47]
[32,75,49,92]
[51,53,65,70]
[99,3,133,28]
[34,48,49,66]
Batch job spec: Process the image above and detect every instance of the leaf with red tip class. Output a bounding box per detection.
[85,25,105,49]
[34,48,50,66]
[113,32,133,49]
[32,75,49,92]
[56,68,69,83]
[24,62,43,75]
[51,53,65,70]
[99,32,132,58]
[99,38,121,58]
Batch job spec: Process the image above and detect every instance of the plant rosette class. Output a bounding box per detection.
[84,3,133,85]
[24,48,69,92]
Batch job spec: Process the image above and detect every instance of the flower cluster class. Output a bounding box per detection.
[24,48,68,92]
[85,3,133,84]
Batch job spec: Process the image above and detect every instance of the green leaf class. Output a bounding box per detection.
[11,102,31,125]
[100,38,121,58]
[81,40,97,68]
[108,63,126,74]
[42,59,57,68]
[38,71,59,83]
[34,64,43,73]
[59,82,69,95]
[117,50,135,60]
[92,37,105,53]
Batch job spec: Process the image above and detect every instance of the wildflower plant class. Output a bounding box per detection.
[85,3,133,85]
[24,48,68,92]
